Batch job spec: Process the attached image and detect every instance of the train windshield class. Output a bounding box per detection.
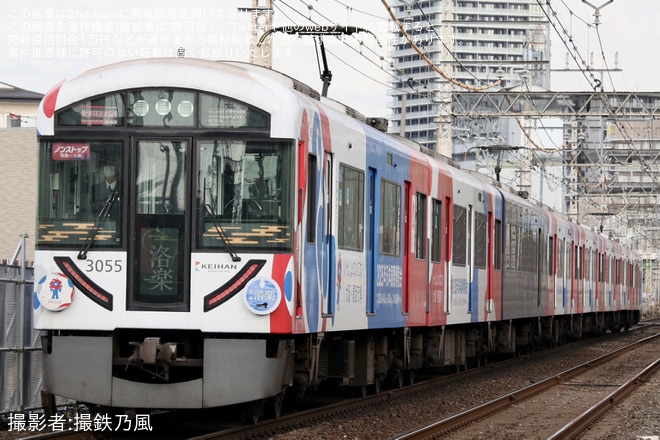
[197,140,293,251]
[36,141,123,248]
[35,138,293,252]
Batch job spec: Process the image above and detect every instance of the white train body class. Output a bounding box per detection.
[33,58,641,411]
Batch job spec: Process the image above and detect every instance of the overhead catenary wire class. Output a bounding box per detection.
[274,1,644,239]
[380,0,502,92]
[274,0,450,109]
[538,0,659,240]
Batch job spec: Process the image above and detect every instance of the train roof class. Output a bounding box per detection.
[38,57,394,139]
[38,58,312,137]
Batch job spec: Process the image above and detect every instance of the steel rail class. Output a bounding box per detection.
[393,332,660,440]
[547,356,660,440]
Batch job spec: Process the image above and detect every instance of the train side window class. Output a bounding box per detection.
[452,205,467,267]
[569,242,575,280]
[494,219,502,270]
[585,247,591,281]
[414,192,427,259]
[557,238,564,278]
[379,179,401,256]
[338,164,364,251]
[506,223,520,271]
[631,263,635,288]
[431,199,442,262]
[306,155,317,243]
[474,212,487,268]
[576,244,581,279]
[548,235,554,275]
[592,249,597,282]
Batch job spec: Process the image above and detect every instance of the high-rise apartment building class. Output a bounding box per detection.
[387,0,550,158]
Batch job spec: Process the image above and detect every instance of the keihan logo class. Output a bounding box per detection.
[195,261,238,272]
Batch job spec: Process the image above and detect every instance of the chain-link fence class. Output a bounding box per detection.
[0,236,42,413]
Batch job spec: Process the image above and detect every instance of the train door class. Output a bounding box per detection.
[467,205,474,312]
[569,241,575,312]
[129,138,190,311]
[322,152,334,316]
[444,198,452,314]
[549,234,556,310]
[560,238,566,310]
[367,168,377,315]
[537,228,543,309]
[403,181,411,314]
[487,212,494,313]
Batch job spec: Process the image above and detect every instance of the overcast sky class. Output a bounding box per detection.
[1,1,659,116]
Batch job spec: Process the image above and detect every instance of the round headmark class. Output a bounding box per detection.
[36,273,75,311]
[243,278,282,315]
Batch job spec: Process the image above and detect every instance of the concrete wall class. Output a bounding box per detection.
[0,128,37,263]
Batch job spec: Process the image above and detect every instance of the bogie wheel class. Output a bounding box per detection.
[242,399,264,425]
[408,369,415,385]
[372,378,381,394]
[269,393,283,420]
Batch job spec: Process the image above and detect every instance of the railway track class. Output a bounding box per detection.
[10,323,659,440]
[187,325,660,439]
[394,332,660,440]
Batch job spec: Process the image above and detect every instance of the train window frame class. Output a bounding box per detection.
[548,235,554,276]
[452,204,467,267]
[474,211,487,269]
[414,192,427,260]
[306,154,317,244]
[379,179,401,257]
[36,140,125,249]
[431,199,442,263]
[198,93,268,129]
[57,93,126,127]
[557,238,564,279]
[494,218,502,270]
[337,163,365,251]
[195,139,294,252]
[55,89,270,131]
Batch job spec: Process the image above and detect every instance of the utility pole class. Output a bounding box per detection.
[240,0,273,68]
[435,0,453,158]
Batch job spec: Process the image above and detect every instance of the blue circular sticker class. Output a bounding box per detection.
[243,278,282,315]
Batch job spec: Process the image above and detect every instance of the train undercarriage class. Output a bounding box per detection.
[41,309,639,422]
[289,309,640,402]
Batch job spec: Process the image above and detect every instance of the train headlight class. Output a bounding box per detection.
[133,100,149,117]
[155,98,171,116]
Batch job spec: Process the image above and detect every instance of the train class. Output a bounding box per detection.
[33,57,641,419]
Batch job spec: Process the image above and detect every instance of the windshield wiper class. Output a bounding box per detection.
[78,191,119,260]
[204,203,241,262]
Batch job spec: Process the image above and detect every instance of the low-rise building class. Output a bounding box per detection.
[0,82,42,263]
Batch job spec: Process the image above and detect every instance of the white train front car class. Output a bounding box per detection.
[34,59,310,409]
